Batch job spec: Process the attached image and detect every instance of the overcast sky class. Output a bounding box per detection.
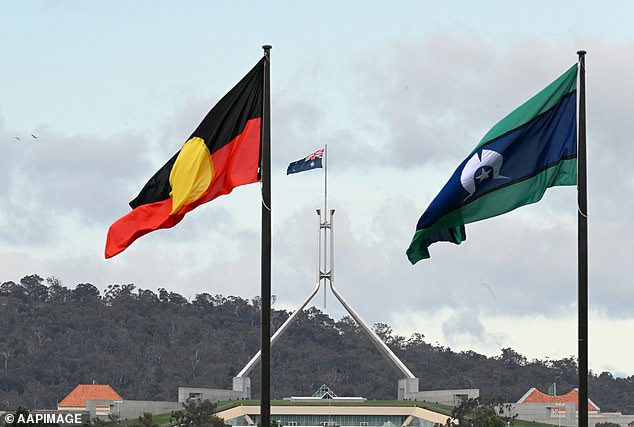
[1,1,634,380]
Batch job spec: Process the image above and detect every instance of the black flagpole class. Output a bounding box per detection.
[261,44,272,427]
[577,49,588,427]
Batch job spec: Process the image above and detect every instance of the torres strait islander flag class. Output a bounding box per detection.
[407,63,578,264]
[105,58,265,258]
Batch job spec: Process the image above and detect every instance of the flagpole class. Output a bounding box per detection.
[260,44,272,427]
[323,145,328,307]
[577,49,588,427]
[324,145,328,216]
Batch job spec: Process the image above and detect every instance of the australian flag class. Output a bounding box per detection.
[287,148,324,174]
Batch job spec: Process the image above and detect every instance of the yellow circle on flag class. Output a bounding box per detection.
[169,137,214,215]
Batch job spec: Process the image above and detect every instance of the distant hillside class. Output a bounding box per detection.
[1,274,633,413]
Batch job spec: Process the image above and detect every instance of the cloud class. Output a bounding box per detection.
[441,307,491,347]
[1,14,634,377]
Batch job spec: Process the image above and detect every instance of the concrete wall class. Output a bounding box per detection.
[501,402,577,427]
[501,402,634,427]
[396,377,478,406]
[112,400,183,421]
[178,387,245,403]
[407,389,479,407]
[398,378,420,401]
[87,399,182,421]
[86,400,115,420]
[589,412,634,427]
[233,377,252,399]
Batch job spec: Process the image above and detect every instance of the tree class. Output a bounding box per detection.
[193,293,215,311]
[171,399,228,427]
[158,288,170,303]
[0,281,24,299]
[498,348,527,367]
[20,275,48,302]
[168,292,188,305]
[5,406,34,426]
[104,284,136,304]
[89,414,123,426]
[373,323,394,342]
[46,277,72,302]
[452,398,514,427]
[72,283,101,303]
[482,416,506,427]
[130,413,159,427]
[2,273,634,412]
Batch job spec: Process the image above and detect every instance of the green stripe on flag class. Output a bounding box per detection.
[407,157,576,263]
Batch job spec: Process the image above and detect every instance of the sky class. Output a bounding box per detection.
[1,1,634,381]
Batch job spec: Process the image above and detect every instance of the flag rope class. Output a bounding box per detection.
[260,181,272,211]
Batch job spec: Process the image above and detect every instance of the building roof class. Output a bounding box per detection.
[58,384,123,408]
[287,384,365,403]
[517,387,599,412]
[216,403,453,426]
[313,384,337,399]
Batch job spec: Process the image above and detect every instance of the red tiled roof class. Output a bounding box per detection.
[518,387,599,412]
[58,384,123,408]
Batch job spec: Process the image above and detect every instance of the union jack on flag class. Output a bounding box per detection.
[305,148,324,161]
[287,148,325,175]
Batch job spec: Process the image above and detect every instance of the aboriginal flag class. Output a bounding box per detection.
[105,58,265,258]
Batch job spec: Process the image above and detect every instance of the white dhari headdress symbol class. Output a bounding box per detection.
[460,149,509,200]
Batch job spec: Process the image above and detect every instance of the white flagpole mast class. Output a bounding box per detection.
[323,145,328,307]
[324,145,328,220]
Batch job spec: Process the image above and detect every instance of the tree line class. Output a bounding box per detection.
[1,274,633,414]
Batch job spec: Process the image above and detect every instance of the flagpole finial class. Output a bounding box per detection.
[263,45,272,60]
[577,50,587,57]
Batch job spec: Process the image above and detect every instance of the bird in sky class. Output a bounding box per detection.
[481,282,497,300]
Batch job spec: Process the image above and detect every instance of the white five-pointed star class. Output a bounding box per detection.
[476,168,490,182]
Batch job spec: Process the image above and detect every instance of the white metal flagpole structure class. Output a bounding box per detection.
[321,145,329,308]
[236,144,418,393]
